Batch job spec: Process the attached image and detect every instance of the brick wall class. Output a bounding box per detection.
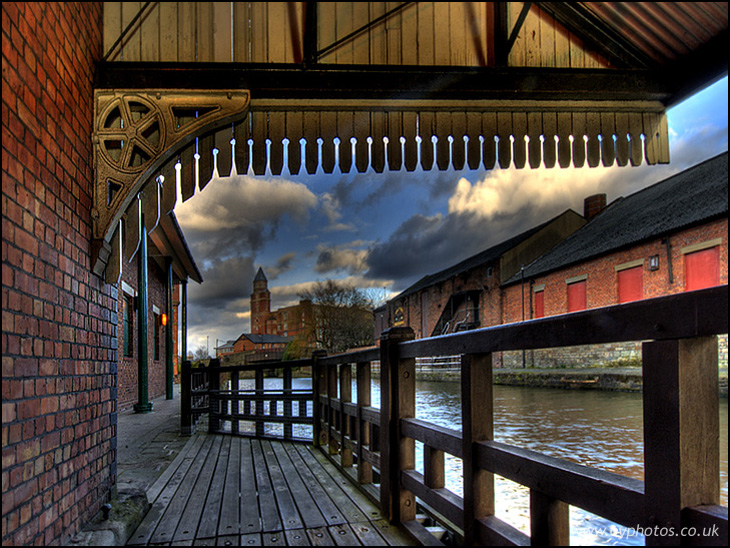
[501,219,728,368]
[117,257,169,411]
[2,3,113,545]
[502,219,728,322]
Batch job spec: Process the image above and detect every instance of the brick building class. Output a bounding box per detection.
[501,152,728,367]
[250,268,316,341]
[381,210,586,344]
[117,213,201,410]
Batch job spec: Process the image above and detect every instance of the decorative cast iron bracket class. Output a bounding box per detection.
[91,89,250,278]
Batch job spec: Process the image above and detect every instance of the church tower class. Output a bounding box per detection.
[250,267,270,334]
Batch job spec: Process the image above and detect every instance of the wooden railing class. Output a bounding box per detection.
[193,358,316,441]
[180,361,209,435]
[180,286,728,545]
[314,286,729,546]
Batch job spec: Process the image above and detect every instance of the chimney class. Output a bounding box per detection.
[584,193,607,221]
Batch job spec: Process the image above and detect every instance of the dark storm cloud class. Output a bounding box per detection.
[187,256,256,308]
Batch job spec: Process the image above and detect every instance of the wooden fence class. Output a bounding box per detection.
[181,285,728,545]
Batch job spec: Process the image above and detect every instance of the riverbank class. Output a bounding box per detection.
[375,367,729,396]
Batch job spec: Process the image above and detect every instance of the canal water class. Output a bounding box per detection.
[252,377,729,546]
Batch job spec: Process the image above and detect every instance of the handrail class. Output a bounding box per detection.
[312,285,728,546]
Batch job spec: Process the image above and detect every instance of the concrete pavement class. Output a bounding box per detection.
[70,385,193,546]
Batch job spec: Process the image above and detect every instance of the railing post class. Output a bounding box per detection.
[283,365,293,440]
[312,351,327,447]
[529,490,569,545]
[255,366,265,437]
[462,353,495,545]
[642,337,719,546]
[181,360,193,435]
[356,360,373,484]
[327,361,339,456]
[379,326,416,525]
[231,368,239,434]
[340,362,353,467]
[208,358,221,433]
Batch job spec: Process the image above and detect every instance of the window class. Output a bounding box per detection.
[154,313,161,361]
[617,265,643,303]
[534,289,545,318]
[684,245,720,291]
[123,294,134,357]
[567,278,587,312]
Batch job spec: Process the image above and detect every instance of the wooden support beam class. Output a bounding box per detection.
[462,353,494,545]
[642,337,720,546]
[379,326,416,524]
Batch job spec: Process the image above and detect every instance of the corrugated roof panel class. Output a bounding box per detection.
[583,2,728,65]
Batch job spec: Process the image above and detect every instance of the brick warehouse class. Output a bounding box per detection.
[380,209,587,363]
[3,2,728,545]
[501,152,728,368]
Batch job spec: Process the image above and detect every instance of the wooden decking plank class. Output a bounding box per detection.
[170,540,194,546]
[306,526,336,546]
[193,538,216,546]
[196,436,232,540]
[284,529,312,546]
[261,440,305,530]
[284,442,348,526]
[151,435,216,544]
[296,445,380,522]
[147,432,206,503]
[271,442,328,529]
[217,434,242,537]
[173,436,224,542]
[128,435,207,545]
[328,524,363,546]
[251,439,282,533]
[236,533,262,546]
[262,530,287,546]
[371,518,419,546]
[349,522,388,546]
[291,444,371,525]
[239,437,263,534]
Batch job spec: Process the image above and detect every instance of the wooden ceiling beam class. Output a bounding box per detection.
[96,62,678,104]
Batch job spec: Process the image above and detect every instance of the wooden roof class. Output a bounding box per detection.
[93,2,728,282]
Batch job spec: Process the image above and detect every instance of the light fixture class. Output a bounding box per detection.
[649,255,660,271]
[161,313,168,326]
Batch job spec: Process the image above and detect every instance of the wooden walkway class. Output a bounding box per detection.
[127,433,416,546]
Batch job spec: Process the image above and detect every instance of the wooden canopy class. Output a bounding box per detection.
[92,2,729,280]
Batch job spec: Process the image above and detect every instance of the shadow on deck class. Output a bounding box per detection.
[127,433,416,546]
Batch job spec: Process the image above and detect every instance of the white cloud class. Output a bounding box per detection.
[176,174,317,232]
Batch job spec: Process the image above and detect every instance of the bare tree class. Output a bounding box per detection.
[299,280,374,354]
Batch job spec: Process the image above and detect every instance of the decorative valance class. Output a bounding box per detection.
[92,90,669,282]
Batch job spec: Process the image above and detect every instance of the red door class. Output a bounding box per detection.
[685,247,720,291]
[618,266,643,303]
[567,280,587,312]
[534,290,545,318]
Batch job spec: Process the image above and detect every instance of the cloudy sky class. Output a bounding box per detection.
[176,77,728,353]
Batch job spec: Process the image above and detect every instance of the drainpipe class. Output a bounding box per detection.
[664,237,674,285]
[134,214,153,413]
[521,266,526,369]
[166,258,174,400]
[181,280,187,364]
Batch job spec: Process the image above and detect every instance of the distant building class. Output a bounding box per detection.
[251,267,316,341]
[215,340,236,358]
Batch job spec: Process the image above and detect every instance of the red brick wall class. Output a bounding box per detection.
[502,218,728,323]
[2,3,112,545]
[117,256,169,411]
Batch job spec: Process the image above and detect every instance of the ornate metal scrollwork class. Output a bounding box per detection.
[91,89,250,277]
